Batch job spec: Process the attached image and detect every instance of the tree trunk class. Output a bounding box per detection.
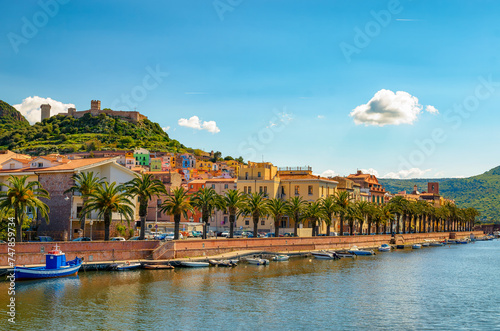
[174,214,181,240]
[139,199,147,240]
[104,212,111,241]
[275,219,280,237]
[326,218,331,236]
[15,208,22,243]
[202,210,209,240]
[80,196,87,237]
[396,214,400,234]
[340,215,344,235]
[253,215,258,238]
[229,213,235,238]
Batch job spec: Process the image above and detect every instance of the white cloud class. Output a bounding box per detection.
[13,96,75,124]
[350,89,435,126]
[162,126,170,132]
[319,169,337,178]
[178,115,220,134]
[360,168,380,177]
[425,105,439,114]
[382,168,432,179]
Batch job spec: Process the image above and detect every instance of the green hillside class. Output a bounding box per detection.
[0,100,30,129]
[379,167,500,223]
[0,102,185,155]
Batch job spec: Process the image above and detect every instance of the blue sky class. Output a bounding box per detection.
[2,0,500,178]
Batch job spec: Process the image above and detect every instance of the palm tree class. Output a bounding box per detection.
[285,196,308,237]
[191,187,223,239]
[333,191,352,236]
[465,207,480,231]
[126,173,166,240]
[220,189,246,238]
[266,198,287,237]
[346,205,362,235]
[305,201,323,236]
[380,204,394,235]
[388,196,408,234]
[160,187,193,240]
[82,182,135,240]
[0,175,50,242]
[320,195,338,236]
[243,193,268,237]
[415,200,430,233]
[64,171,105,237]
[355,201,371,235]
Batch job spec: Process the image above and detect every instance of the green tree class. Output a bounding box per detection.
[64,171,105,236]
[220,189,246,238]
[285,196,308,237]
[0,175,50,242]
[191,187,223,239]
[305,201,323,236]
[126,173,166,240]
[160,187,193,240]
[82,182,135,241]
[320,195,338,236]
[333,191,352,236]
[266,198,287,237]
[243,192,268,237]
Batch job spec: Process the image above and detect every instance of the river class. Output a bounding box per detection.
[2,240,500,330]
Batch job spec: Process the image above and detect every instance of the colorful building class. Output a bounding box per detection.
[133,148,150,167]
[347,170,387,204]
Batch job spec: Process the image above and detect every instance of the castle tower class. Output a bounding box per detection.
[68,107,76,116]
[41,104,51,121]
[428,182,439,195]
[90,100,101,110]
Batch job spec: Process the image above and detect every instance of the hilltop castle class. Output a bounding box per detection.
[40,100,147,123]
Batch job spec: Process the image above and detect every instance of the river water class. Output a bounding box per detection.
[2,240,500,331]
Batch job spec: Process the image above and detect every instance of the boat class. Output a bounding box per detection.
[14,245,82,280]
[429,241,444,246]
[456,239,469,244]
[272,255,290,261]
[335,250,356,258]
[143,263,174,270]
[422,242,430,247]
[412,244,422,249]
[246,258,270,265]
[311,251,337,260]
[114,261,142,270]
[349,246,375,256]
[208,259,237,267]
[378,244,391,252]
[396,245,405,249]
[180,261,210,268]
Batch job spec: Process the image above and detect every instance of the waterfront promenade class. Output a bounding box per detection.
[0,231,483,268]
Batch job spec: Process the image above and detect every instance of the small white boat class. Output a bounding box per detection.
[412,244,422,249]
[272,255,290,261]
[181,261,210,268]
[429,241,444,246]
[349,246,375,256]
[378,244,391,252]
[114,262,141,270]
[246,258,269,265]
[311,251,336,260]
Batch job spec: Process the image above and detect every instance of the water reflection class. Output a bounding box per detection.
[2,241,500,330]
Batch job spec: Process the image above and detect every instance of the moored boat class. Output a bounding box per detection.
[246,258,269,265]
[209,259,237,267]
[143,263,174,270]
[181,261,210,268]
[349,246,375,256]
[14,245,82,280]
[114,262,141,270]
[412,244,422,249]
[311,251,337,260]
[429,241,444,246]
[335,250,356,258]
[272,255,290,261]
[378,244,391,252]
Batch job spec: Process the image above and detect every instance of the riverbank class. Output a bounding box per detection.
[0,231,482,269]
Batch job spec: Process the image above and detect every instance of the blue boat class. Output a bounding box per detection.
[14,245,82,280]
[348,246,374,256]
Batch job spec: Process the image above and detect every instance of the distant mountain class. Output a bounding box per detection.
[0,100,29,128]
[379,167,500,222]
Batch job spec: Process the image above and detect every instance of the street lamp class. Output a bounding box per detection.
[65,196,72,241]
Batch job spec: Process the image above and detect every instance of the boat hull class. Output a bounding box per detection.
[181,262,210,268]
[14,263,81,280]
[312,252,336,260]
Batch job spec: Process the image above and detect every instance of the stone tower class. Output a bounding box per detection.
[90,100,101,116]
[41,104,51,121]
[428,182,439,195]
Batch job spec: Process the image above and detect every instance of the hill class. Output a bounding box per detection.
[379,167,500,222]
[0,100,30,129]
[0,101,185,155]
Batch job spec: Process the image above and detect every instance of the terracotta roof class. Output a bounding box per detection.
[1,158,32,165]
[206,178,236,183]
[0,157,119,174]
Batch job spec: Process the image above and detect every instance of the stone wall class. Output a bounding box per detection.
[37,172,74,241]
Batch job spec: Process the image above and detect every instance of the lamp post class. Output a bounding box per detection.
[65,195,73,241]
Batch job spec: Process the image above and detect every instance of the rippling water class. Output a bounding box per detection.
[2,240,500,331]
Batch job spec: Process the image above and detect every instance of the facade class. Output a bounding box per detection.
[116,152,136,170]
[134,148,150,167]
[347,170,387,204]
[150,157,162,172]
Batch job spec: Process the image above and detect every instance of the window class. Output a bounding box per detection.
[248,187,251,194]
[259,186,263,193]
[261,220,265,226]
[223,216,228,224]
[280,219,287,228]
[190,185,193,189]
[157,211,162,218]
[264,186,267,195]
[245,220,249,225]
[157,199,162,206]
[202,185,205,188]
[308,185,313,195]
[212,184,215,189]
[245,172,249,180]
[294,185,299,195]
[244,186,248,194]
[224,184,228,189]
[281,186,285,195]
[258,172,261,178]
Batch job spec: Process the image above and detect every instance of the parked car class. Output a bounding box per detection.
[35,236,54,242]
[330,232,339,236]
[221,231,230,237]
[191,230,202,238]
[342,232,350,236]
[72,237,91,242]
[265,233,275,238]
[242,231,254,238]
[154,233,168,240]
[233,231,244,238]
[110,237,126,241]
[128,236,141,241]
